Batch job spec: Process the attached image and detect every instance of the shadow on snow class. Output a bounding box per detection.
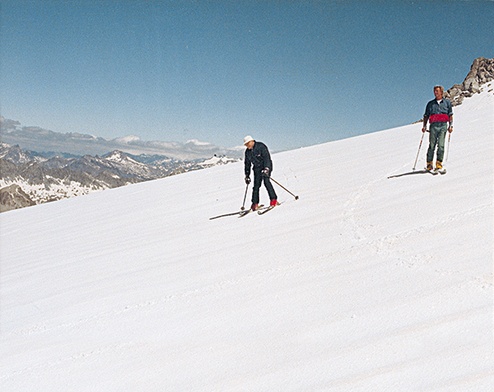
[387,169,430,179]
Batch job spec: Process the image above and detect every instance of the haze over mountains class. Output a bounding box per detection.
[0,116,244,160]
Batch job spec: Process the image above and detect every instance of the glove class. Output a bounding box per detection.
[262,167,270,177]
[245,176,251,185]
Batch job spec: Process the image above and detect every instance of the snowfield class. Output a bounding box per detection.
[1,84,493,391]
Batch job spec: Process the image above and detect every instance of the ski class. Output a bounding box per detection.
[257,203,280,215]
[210,203,277,220]
[239,204,264,217]
[425,167,447,175]
[257,206,273,215]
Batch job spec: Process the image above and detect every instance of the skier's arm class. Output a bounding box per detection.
[422,116,429,132]
[448,114,454,133]
[244,153,251,177]
[261,144,273,171]
[422,102,431,132]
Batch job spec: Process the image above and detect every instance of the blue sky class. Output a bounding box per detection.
[1,1,493,151]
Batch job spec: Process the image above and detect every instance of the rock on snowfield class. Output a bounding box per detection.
[446,57,494,105]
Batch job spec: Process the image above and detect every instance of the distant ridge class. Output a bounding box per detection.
[0,116,243,161]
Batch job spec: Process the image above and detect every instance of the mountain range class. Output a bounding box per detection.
[0,144,239,212]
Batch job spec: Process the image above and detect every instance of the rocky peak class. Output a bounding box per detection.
[0,184,36,212]
[0,143,40,164]
[445,57,494,106]
[103,150,141,165]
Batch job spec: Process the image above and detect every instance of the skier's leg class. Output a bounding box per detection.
[427,125,439,163]
[251,173,262,204]
[263,177,277,201]
[436,125,447,162]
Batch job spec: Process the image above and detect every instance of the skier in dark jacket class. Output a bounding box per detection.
[243,135,278,211]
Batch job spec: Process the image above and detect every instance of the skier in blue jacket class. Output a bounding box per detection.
[243,135,278,211]
[422,85,453,171]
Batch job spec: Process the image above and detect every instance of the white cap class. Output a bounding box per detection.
[243,135,254,145]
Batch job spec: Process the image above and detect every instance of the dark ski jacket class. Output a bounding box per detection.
[244,141,273,177]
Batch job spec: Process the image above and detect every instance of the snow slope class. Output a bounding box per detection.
[1,84,493,391]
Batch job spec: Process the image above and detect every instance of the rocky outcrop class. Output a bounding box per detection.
[0,184,36,212]
[445,57,494,105]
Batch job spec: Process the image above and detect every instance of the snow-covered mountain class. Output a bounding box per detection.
[0,146,240,212]
[0,82,492,391]
[0,143,42,164]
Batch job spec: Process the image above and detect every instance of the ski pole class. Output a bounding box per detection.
[445,132,451,163]
[270,177,299,200]
[413,132,425,171]
[241,182,249,210]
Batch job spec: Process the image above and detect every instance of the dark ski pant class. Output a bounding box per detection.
[251,172,277,204]
[427,123,447,163]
